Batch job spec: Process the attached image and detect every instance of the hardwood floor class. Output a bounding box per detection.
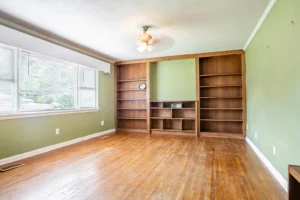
[0,132,286,200]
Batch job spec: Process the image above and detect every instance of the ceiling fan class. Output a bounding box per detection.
[137,26,154,52]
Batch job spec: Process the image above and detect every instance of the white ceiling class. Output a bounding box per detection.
[0,0,269,62]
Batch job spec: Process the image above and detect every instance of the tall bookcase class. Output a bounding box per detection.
[115,63,150,133]
[196,54,246,139]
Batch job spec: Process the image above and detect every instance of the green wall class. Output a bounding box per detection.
[150,59,196,101]
[246,0,300,179]
[0,66,115,160]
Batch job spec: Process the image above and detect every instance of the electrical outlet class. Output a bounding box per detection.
[273,145,276,155]
[255,132,258,138]
[56,128,60,135]
[101,121,104,126]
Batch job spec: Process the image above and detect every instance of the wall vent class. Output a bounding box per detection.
[0,163,25,172]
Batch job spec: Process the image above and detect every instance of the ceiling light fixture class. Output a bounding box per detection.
[137,26,154,52]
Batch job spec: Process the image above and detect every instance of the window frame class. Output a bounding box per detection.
[0,44,99,120]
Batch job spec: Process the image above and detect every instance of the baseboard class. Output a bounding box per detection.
[245,137,288,192]
[0,129,115,166]
[243,0,277,50]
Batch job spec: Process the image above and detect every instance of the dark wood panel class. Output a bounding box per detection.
[199,55,242,75]
[200,75,242,86]
[164,119,182,130]
[118,63,146,80]
[200,87,242,97]
[200,121,242,134]
[151,119,163,130]
[117,110,147,118]
[118,119,147,129]
[200,110,242,120]
[150,109,172,118]
[200,98,242,108]
[117,90,146,99]
[117,100,147,109]
[118,80,147,90]
[173,109,195,118]
[182,120,195,131]
[289,165,300,199]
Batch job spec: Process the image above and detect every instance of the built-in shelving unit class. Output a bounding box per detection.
[196,54,246,139]
[149,101,198,136]
[114,50,246,139]
[115,63,149,133]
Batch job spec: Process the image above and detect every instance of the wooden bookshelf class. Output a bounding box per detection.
[197,54,246,139]
[115,63,149,133]
[149,101,198,137]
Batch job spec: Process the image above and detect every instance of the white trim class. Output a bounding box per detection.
[243,0,277,50]
[0,129,115,166]
[0,108,99,121]
[246,137,288,192]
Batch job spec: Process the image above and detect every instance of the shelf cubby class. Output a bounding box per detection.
[150,109,172,118]
[164,119,182,131]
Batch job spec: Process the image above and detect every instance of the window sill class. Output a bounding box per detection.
[0,109,99,121]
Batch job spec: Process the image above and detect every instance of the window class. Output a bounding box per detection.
[79,66,97,108]
[0,43,98,116]
[0,45,16,114]
[20,52,77,112]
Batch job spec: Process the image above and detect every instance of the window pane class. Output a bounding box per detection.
[0,81,13,113]
[80,89,96,108]
[20,53,76,112]
[80,67,95,88]
[0,47,14,80]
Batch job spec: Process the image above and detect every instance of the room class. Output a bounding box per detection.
[0,0,299,199]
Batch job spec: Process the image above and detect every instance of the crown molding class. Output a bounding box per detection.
[243,0,277,50]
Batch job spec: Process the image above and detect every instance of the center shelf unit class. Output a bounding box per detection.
[196,54,246,139]
[150,101,198,136]
[115,63,150,133]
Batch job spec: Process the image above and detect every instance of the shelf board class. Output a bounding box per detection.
[200,108,243,110]
[117,128,147,133]
[117,99,146,101]
[150,100,195,103]
[162,129,182,132]
[117,89,146,91]
[200,97,242,99]
[199,73,242,77]
[117,79,146,82]
[117,117,147,120]
[172,108,195,110]
[200,132,244,139]
[117,108,147,110]
[200,119,243,122]
[200,85,242,88]
[150,128,163,131]
[150,107,171,110]
[151,117,195,120]
[182,130,196,133]
[150,107,195,110]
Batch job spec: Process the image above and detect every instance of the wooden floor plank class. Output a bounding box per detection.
[0,132,287,200]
